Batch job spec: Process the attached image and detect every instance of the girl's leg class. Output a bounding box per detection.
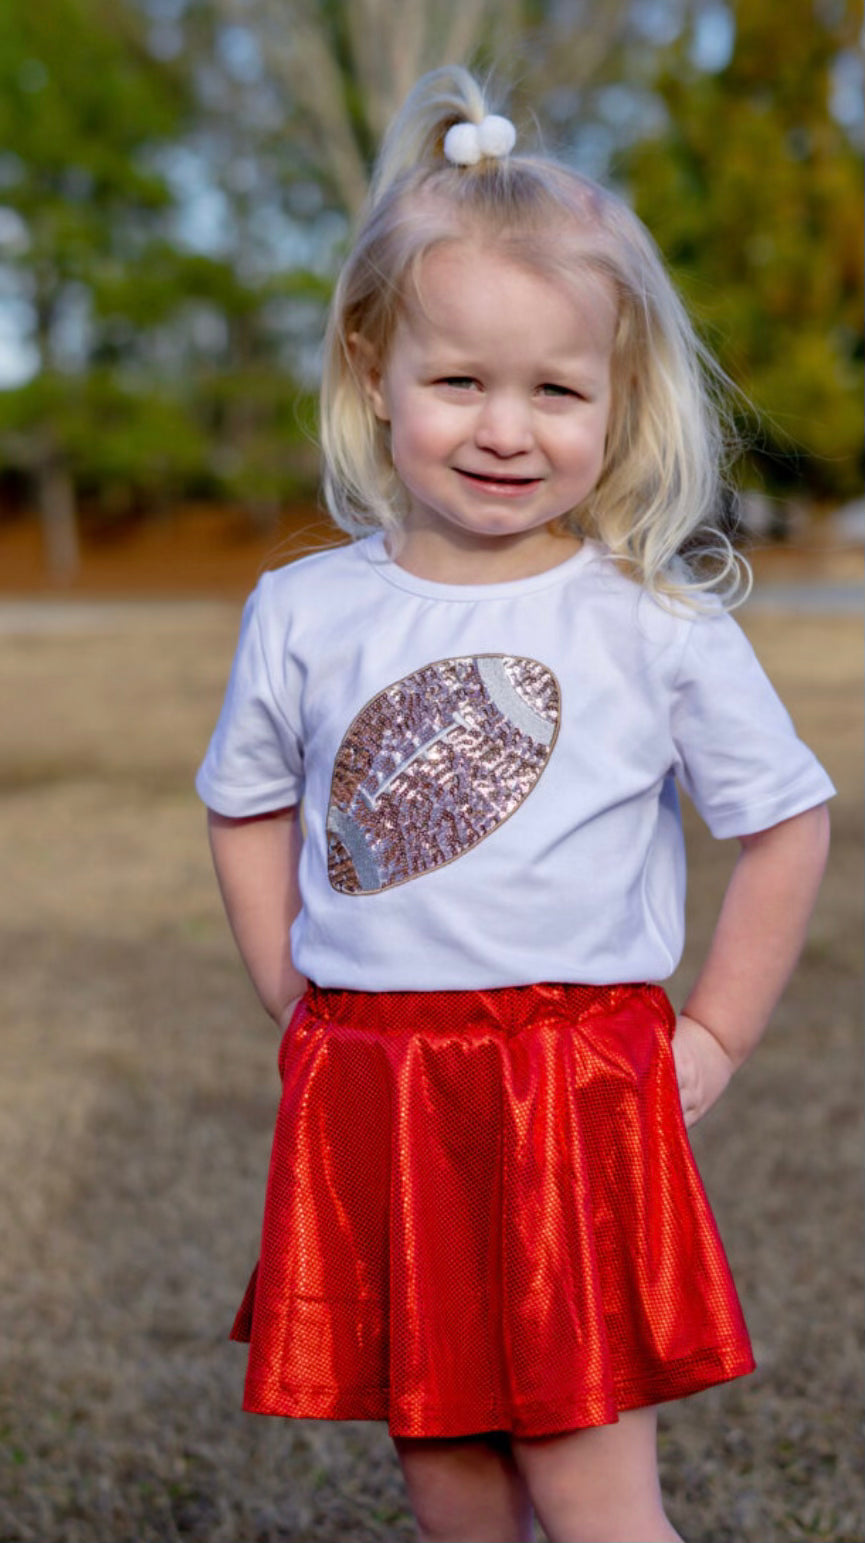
[511,1406,683,1543]
[393,1431,534,1543]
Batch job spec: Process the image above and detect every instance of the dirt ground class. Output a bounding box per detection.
[0,517,861,1542]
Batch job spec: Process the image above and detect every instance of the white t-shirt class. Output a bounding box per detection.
[196,534,834,990]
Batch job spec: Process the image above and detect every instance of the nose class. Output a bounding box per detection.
[473,391,534,456]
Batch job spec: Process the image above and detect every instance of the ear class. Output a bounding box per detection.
[348,332,390,422]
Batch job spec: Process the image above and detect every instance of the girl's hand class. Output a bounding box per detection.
[278,991,306,1033]
[671,1013,736,1128]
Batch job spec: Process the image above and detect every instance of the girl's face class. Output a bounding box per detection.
[357,238,617,580]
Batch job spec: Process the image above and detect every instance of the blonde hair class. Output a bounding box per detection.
[320,65,750,607]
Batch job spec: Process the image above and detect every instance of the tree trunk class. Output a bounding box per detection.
[35,452,80,581]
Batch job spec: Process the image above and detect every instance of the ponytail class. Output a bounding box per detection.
[369,66,492,204]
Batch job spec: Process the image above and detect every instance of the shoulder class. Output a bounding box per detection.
[256,536,368,597]
[576,544,764,692]
[579,542,708,651]
[589,543,755,631]
[248,536,377,624]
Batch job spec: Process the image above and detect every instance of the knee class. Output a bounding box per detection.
[408,1485,531,1543]
[394,1434,533,1543]
[510,1412,682,1543]
[540,1501,682,1543]
[411,1501,529,1543]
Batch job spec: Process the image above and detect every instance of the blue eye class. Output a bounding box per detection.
[437,376,479,390]
[539,383,577,398]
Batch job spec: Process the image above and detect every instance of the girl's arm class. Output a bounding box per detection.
[673,802,831,1127]
[207,805,307,1028]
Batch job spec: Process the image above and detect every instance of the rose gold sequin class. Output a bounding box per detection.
[326,655,561,894]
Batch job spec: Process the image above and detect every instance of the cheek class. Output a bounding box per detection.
[391,405,454,467]
[556,414,609,471]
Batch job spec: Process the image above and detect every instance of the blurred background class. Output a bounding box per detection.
[0,0,861,588]
[0,4,862,1542]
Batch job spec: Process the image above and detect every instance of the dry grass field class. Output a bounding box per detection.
[0,580,861,1542]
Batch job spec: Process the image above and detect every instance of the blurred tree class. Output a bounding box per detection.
[203,0,523,221]
[0,0,335,575]
[623,0,863,501]
[196,0,638,220]
[0,0,197,574]
[86,243,322,522]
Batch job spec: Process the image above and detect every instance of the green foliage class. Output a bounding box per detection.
[196,370,320,508]
[624,0,863,498]
[0,0,320,531]
[0,371,207,511]
[0,0,186,290]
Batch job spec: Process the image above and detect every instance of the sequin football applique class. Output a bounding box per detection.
[326,655,560,895]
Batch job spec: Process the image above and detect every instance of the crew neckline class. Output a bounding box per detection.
[361,531,599,601]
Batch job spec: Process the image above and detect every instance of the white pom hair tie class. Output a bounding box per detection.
[443,114,516,166]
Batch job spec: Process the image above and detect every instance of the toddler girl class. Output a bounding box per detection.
[196,66,833,1543]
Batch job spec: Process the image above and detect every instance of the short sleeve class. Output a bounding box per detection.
[670,609,835,839]
[195,574,304,816]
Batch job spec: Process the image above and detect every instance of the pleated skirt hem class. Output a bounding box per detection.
[232,1341,756,1438]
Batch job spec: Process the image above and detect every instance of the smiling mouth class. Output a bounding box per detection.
[456,469,542,488]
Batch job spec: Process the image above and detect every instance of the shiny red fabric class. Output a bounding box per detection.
[231,982,754,1437]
